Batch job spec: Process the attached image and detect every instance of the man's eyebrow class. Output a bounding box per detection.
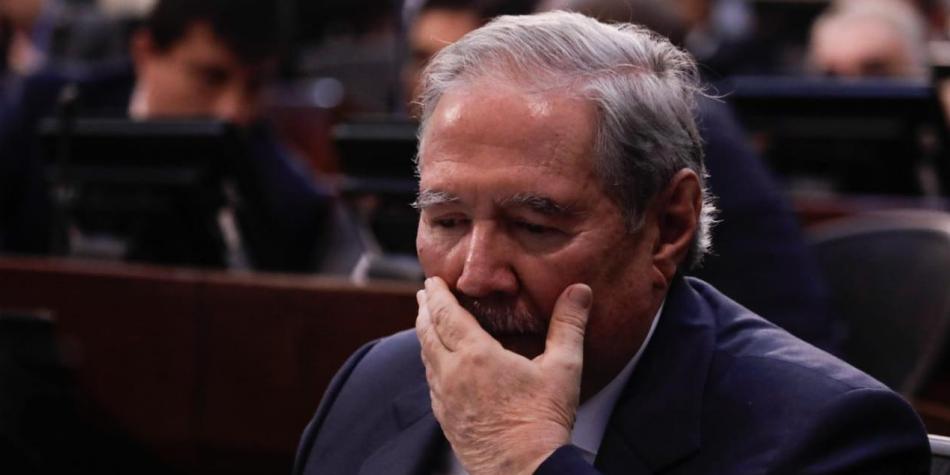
[500,193,578,217]
[411,190,461,210]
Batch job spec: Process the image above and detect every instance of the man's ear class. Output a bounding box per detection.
[652,169,702,282]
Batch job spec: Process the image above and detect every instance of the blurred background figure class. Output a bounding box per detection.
[542,0,759,76]
[0,0,357,274]
[0,0,125,113]
[809,0,930,78]
[402,0,539,113]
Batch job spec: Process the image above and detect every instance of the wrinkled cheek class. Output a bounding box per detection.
[416,230,444,279]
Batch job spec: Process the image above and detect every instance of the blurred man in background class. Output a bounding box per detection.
[0,0,354,273]
[809,0,930,78]
[402,0,539,113]
[128,0,277,126]
[0,0,125,110]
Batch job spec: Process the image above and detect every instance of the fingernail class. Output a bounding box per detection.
[569,285,592,309]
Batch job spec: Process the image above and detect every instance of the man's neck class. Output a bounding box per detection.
[578,295,665,402]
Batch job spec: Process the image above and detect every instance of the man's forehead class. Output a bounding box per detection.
[418,82,597,164]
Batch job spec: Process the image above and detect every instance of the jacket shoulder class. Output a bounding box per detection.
[294,330,423,474]
[686,279,930,474]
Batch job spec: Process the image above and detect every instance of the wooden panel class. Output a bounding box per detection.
[0,258,203,467]
[195,273,418,473]
[0,257,418,474]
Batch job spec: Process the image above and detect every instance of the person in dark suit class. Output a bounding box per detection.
[296,277,929,474]
[295,11,929,474]
[0,0,351,273]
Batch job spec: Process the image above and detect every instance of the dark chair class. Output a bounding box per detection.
[932,434,950,475]
[808,210,950,397]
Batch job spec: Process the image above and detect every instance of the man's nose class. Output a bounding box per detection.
[455,223,518,298]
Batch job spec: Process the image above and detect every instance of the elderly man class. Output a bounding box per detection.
[295,11,930,474]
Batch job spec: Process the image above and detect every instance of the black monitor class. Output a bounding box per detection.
[333,117,418,194]
[723,76,949,196]
[39,118,242,268]
[333,117,419,255]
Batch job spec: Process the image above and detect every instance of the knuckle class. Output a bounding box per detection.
[432,303,452,326]
[551,353,583,374]
[459,351,479,368]
[560,358,582,374]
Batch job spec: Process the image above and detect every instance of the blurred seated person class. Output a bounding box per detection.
[400,0,837,350]
[402,0,540,114]
[0,0,357,274]
[0,0,125,112]
[809,0,930,78]
[541,0,760,76]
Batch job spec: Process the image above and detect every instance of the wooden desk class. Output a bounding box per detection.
[0,257,418,474]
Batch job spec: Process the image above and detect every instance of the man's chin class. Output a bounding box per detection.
[494,333,546,359]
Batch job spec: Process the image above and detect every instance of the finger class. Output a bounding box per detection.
[424,277,489,351]
[415,290,426,341]
[416,290,445,373]
[418,288,456,351]
[543,284,591,366]
[415,290,432,346]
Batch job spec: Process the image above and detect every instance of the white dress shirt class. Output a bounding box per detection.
[438,301,665,474]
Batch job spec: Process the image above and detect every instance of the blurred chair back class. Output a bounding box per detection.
[809,210,950,396]
[932,434,950,475]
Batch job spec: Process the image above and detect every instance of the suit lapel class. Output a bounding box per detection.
[596,277,716,474]
[359,383,445,475]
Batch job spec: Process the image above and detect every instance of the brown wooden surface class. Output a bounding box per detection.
[0,257,419,474]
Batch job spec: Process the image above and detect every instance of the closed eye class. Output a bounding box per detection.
[515,220,557,235]
[432,217,469,229]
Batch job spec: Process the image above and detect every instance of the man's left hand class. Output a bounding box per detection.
[416,277,592,475]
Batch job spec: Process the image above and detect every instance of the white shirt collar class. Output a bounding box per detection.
[569,299,665,462]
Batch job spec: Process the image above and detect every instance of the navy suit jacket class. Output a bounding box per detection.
[294,277,930,474]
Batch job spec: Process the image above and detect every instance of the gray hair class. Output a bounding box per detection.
[415,10,716,268]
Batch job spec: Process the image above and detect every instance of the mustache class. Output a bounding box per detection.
[453,292,546,335]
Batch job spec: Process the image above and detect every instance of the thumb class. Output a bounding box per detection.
[544,284,592,359]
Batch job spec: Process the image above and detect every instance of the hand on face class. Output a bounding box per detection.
[416,277,592,474]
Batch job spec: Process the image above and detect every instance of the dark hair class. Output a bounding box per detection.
[419,0,540,23]
[145,0,285,64]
